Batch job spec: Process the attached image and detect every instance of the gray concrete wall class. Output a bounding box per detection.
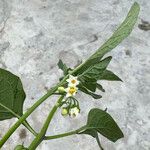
[0,0,150,150]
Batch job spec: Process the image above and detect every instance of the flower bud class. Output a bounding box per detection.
[58,86,65,93]
[61,108,68,116]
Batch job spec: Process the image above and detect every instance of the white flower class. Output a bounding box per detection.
[65,86,78,97]
[69,107,80,118]
[66,75,80,87]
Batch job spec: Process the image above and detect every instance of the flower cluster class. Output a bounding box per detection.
[58,75,80,117]
[65,75,79,97]
[61,106,80,118]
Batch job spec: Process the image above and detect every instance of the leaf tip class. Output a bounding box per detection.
[133,2,140,9]
[113,131,124,142]
[132,2,140,15]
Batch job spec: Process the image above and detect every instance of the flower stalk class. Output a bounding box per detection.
[44,125,86,140]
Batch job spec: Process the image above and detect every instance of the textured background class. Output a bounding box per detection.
[0,0,150,150]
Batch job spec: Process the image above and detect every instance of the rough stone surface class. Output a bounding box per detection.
[0,0,150,150]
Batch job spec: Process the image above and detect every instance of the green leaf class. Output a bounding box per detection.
[96,83,105,92]
[79,56,112,81]
[80,128,97,138]
[79,77,97,92]
[0,68,26,121]
[98,70,122,81]
[78,59,121,93]
[74,2,140,75]
[78,56,112,92]
[57,59,68,75]
[81,81,97,92]
[79,108,124,142]
[81,129,104,149]
[79,86,102,99]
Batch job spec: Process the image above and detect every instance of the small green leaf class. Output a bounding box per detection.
[78,57,112,92]
[79,56,112,81]
[96,83,105,92]
[57,59,68,75]
[74,2,140,75]
[82,81,97,92]
[0,68,26,121]
[79,86,102,99]
[79,108,124,142]
[99,70,122,81]
[79,77,97,92]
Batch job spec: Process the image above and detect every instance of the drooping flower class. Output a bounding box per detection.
[69,107,80,118]
[66,75,80,87]
[65,86,78,97]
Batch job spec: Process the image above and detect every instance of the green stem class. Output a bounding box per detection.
[44,126,86,140]
[95,134,104,150]
[28,95,64,150]
[0,103,37,136]
[53,92,64,95]
[24,121,38,136]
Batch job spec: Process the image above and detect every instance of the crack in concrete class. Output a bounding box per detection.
[0,17,9,35]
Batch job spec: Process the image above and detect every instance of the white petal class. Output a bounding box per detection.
[68,83,75,87]
[64,88,68,92]
[74,76,78,80]
[72,92,76,96]
[66,93,71,97]
[69,75,74,78]
[69,107,79,118]
[76,80,80,85]
[66,79,70,82]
